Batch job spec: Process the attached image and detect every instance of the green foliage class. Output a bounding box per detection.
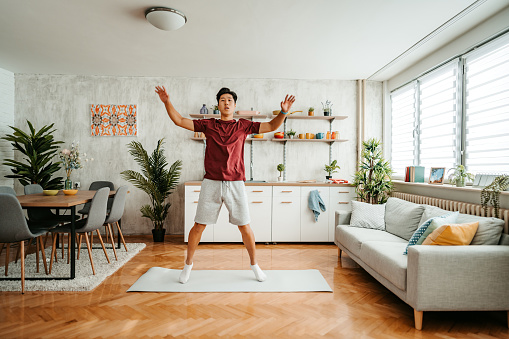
[447,165,474,186]
[121,139,182,230]
[308,107,314,112]
[324,160,340,176]
[287,129,296,136]
[1,120,64,189]
[277,163,285,173]
[353,138,393,204]
[481,175,509,219]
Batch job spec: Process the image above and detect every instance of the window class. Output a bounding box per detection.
[390,33,509,178]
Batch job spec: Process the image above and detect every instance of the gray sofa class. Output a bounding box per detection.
[334,197,509,330]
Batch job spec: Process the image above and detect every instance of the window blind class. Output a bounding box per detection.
[464,36,509,173]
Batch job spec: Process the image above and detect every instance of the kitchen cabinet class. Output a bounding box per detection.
[272,186,301,242]
[328,186,356,241]
[184,186,214,242]
[300,187,330,242]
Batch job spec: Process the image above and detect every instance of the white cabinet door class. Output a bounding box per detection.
[272,186,301,242]
[248,196,272,242]
[328,186,356,241]
[184,186,214,242]
[300,187,330,242]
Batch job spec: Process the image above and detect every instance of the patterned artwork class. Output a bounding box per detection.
[91,104,137,136]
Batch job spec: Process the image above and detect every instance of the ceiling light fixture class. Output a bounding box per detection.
[145,7,187,31]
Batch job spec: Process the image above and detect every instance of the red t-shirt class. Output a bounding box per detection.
[193,118,261,181]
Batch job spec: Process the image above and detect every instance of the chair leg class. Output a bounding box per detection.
[83,232,95,275]
[43,233,49,248]
[105,225,110,243]
[90,232,94,246]
[414,310,423,330]
[61,233,65,259]
[4,243,10,276]
[77,234,83,260]
[15,243,21,263]
[95,229,110,263]
[49,234,58,274]
[35,237,40,273]
[0,243,4,256]
[20,241,25,294]
[38,237,48,275]
[116,221,128,252]
[107,224,118,261]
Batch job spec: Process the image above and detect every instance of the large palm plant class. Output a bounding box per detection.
[121,139,182,230]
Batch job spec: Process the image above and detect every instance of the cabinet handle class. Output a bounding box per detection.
[338,202,349,204]
[194,201,199,203]
[281,190,293,193]
[252,190,264,192]
[281,201,292,204]
[252,201,263,203]
[194,190,201,192]
[338,191,349,194]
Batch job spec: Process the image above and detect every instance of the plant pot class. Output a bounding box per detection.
[288,135,295,139]
[152,228,166,242]
[277,176,283,182]
[326,175,332,180]
[324,111,330,116]
[308,111,314,116]
[456,178,466,187]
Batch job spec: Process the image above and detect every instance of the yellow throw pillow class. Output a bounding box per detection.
[422,222,479,246]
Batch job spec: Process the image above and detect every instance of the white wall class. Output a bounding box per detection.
[13,74,382,234]
[0,67,15,187]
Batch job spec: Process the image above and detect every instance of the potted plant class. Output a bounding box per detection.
[481,175,509,218]
[287,129,296,139]
[277,163,285,181]
[59,142,92,189]
[121,139,182,242]
[447,165,474,187]
[353,138,393,204]
[308,107,314,116]
[212,105,220,114]
[1,120,64,189]
[324,160,340,180]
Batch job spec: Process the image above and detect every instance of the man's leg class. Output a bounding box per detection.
[179,222,206,283]
[238,224,266,282]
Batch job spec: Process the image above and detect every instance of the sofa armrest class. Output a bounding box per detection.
[407,245,509,311]
[335,210,352,227]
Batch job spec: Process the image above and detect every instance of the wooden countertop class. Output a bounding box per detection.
[185,181,353,187]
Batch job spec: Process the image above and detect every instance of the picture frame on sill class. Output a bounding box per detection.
[429,167,445,185]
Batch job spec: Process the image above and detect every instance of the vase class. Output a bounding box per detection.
[64,177,73,190]
[213,109,220,114]
[152,228,166,242]
[456,178,466,187]
[200,104,208,114]
[324,110,330,116]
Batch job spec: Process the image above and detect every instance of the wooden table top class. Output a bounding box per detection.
[16,190,116,208]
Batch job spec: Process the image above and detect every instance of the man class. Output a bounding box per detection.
[155,86,295,283]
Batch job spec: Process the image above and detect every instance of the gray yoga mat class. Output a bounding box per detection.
[127,267,333,293]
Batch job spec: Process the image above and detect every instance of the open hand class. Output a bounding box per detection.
[281,95,296,113]
[155,86,170,103]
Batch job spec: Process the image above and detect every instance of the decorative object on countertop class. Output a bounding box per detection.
[91,104,137,136]
[481,174,509,218]
[353,138,393,204]
[2,121,64,190]
[200,104,208,114]
[43,190,59,196]
[274,131,285,139]
[62,189,78,196]
[308,107,314,116]
[429,167,445,185]
[60,142,92,190]
[212,105,220,114]
[277,163,285,182]
[121,138,182,242]
[447,165,474,187]
[321,100,332,116]
[324,160,340,180]
[315,133,324,139]
[286,129,296,139]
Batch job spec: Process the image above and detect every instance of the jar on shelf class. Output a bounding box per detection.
[200,104,208,114]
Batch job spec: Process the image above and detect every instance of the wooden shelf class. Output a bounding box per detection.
[192,137,270,142]
[285,115,347,120]
[271,138,348,143]
[189,113,267,119]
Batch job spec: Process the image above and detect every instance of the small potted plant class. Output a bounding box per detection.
[447,165,474,187]
[212,105,220,114]
[324,160,340,180]
[287,129,296,139]
[308,107,314,116]
[277,163,285,182]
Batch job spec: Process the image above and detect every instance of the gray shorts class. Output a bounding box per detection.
[194,179,251,226]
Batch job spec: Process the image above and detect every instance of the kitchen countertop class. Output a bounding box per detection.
[185,181,353,187]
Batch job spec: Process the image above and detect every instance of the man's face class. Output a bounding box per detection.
[218,94,236,115]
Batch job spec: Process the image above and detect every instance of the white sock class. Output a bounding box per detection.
[179,262,193,284]
[250,263,266,282]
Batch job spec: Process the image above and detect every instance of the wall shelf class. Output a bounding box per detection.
[272,138,347,143]
[189,113,267,119]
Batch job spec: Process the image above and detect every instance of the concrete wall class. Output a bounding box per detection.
[11,75,382,234]
[0,67,15,187]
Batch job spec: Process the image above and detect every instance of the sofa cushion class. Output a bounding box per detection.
[404,212,459,254]
[422,222,479,245]
[360,242,408,291]
[336,225,407,258]
[385,198,425,241]
[350,200,386,230]
[455,214,504,245]
[418,205,449,226]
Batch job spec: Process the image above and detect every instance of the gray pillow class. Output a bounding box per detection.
[418,205,449,226]
[455,214,504,245]
[385,197,425,240]
[350,200,385,230]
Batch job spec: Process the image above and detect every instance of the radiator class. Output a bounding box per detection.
[391,192,509,234]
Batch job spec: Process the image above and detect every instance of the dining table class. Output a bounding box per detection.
[13,190,118,280]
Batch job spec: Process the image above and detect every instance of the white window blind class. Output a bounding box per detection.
[464,36,509,173]
[418,62,459,172]
[390,84,416,177]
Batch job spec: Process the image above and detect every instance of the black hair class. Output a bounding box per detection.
[216,87,237,103]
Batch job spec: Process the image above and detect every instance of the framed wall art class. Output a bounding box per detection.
[429,167,445,184]
[91,104,137,136]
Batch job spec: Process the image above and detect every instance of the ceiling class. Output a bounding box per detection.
[0,0,508,81]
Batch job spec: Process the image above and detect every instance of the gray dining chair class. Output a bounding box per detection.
[0,186,16,195]
[49,187,110,275]
[0,193,49,293]
[102,185,129,260]
[78,181,115,215]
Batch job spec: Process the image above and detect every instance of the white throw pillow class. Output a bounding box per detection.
[350,200,386,230]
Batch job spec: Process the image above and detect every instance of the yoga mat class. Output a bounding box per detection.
[127,267,333,293]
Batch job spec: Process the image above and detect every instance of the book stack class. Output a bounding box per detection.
[405,166,425,183]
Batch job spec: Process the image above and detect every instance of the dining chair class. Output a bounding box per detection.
[0,193,49,293]
[102,185,129,260]
[78,181,114,215]
[49,187,110,275]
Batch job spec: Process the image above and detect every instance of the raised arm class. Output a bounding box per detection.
[259,95,296,133]
[155,86,194,131]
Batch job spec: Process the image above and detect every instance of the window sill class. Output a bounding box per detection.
[392,180,509,196]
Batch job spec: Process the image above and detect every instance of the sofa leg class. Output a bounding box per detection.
[507,311,509,328]
[338,248,342,259]
[414,310,423,330]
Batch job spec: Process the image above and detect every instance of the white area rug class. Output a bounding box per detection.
[0,243,145,292]
[127,267,333,293]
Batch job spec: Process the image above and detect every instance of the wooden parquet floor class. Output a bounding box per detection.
[0,235,508,338]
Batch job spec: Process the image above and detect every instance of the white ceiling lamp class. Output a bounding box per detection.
[145,7,187,31]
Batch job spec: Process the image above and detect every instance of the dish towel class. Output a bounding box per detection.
[308,190,326,222]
